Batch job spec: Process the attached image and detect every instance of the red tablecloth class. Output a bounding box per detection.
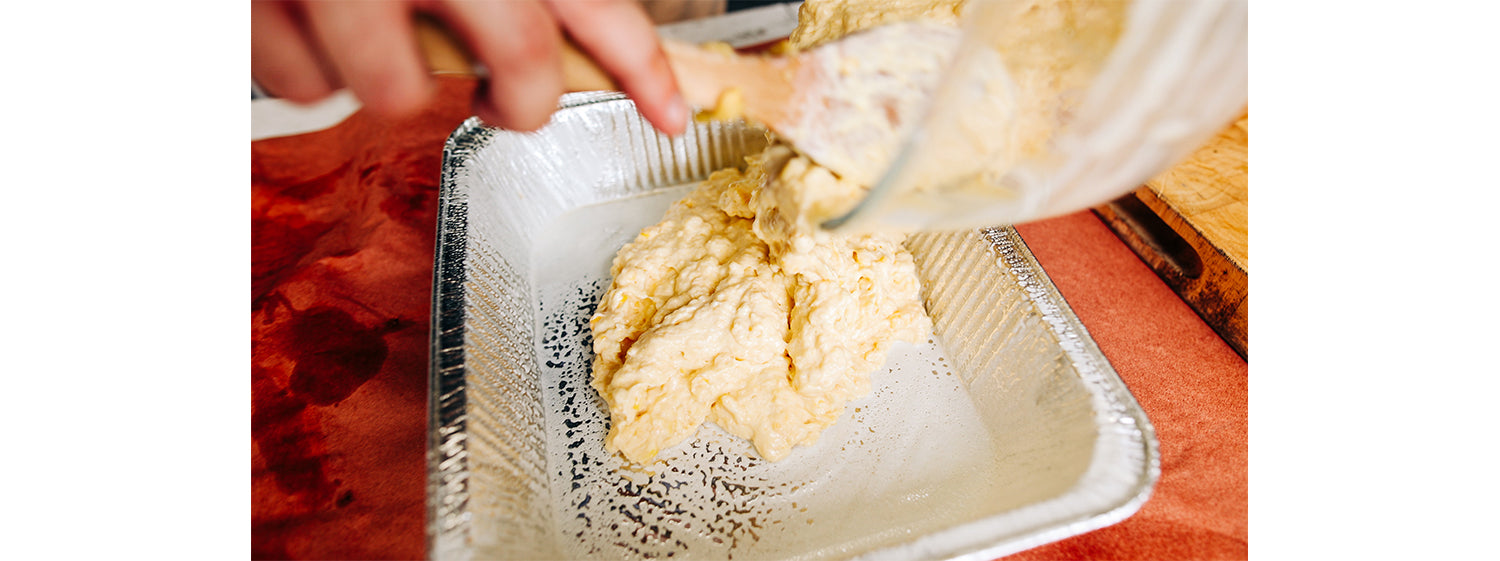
[251,76,1248,560]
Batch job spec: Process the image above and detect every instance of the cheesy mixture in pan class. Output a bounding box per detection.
[590,0,968,464]
[590,146,931,463]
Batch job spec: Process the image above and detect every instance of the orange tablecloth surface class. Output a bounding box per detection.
[251,76,1248,560]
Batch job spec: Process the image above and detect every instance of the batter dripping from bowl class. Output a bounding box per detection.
[591,0,1246,463]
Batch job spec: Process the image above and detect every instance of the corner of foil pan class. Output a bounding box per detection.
[979,225,1161,539]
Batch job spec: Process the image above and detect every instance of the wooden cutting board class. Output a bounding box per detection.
[1094,110,1248,358]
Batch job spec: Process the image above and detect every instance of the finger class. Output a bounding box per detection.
[470,81,509,131]
[435,0,565,131]
[639,0,727,25]
[303,0,434,118]
[251,0,339,103]
[547,0,688,135]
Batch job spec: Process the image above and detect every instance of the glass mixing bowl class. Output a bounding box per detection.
[823,0,1248,232]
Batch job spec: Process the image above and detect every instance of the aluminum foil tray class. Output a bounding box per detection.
[429,92,1158,561]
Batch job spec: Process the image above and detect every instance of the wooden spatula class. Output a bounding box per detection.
[662,21,960,187]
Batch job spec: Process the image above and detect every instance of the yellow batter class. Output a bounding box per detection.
[789,0,966,50]
[590,0,967,464]
[590,146,931,463]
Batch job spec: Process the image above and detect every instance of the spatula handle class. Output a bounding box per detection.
[413,14,619,92]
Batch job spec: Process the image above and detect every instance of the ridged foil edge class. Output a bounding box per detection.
[955,227,1160,560]
[429,115,492,561]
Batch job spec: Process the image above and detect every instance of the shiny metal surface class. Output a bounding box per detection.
[429,92,1157,560]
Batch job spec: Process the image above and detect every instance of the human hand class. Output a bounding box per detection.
[252,0,689,135]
